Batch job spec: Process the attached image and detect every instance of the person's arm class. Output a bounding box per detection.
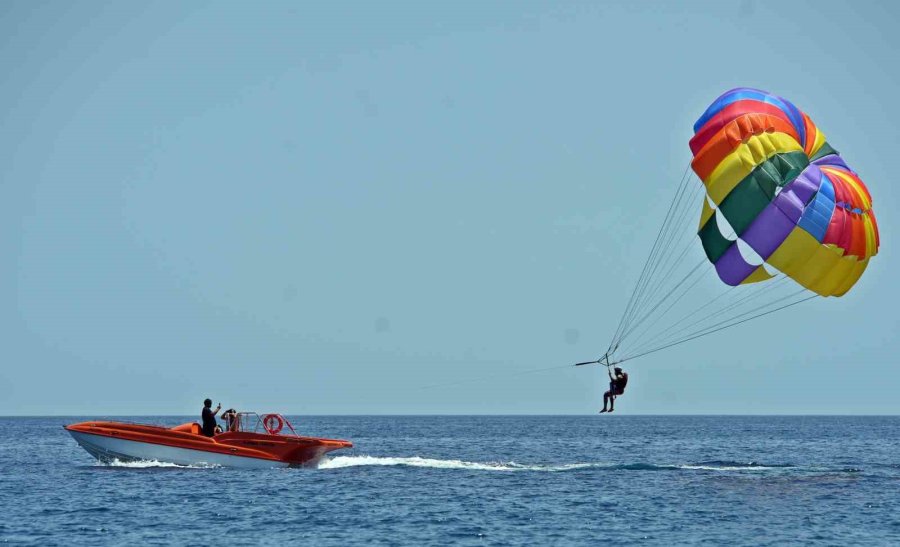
[212,403,222,416]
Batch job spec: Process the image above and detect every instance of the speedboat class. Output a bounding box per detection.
[65,412,352,468]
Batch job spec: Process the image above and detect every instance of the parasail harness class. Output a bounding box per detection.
[574,352,613,369]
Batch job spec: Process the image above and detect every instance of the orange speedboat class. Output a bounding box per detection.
[65,412,352,468]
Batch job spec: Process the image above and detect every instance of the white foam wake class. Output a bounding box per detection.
[98,459,218,469]
[316,455,594,472]
[316,457,808,473]
[677,464,780,472]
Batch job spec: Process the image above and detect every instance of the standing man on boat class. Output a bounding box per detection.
[201,398,221,437]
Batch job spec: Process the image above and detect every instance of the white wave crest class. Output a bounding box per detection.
[316,455,595,472]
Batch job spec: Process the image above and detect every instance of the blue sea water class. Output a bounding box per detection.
[1,415,899,545]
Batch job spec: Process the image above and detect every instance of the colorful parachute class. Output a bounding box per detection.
[590,88,881,367]
[689,88,879,296]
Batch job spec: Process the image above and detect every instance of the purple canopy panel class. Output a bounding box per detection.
[813,154,852,172]
[741,205,797,259]
[775,190,805,222]
[714,243,759,286]
[780,165,822,206]
[740,164,825,260]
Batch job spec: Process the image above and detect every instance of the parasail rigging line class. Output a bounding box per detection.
[619,279,798,358]
[627,275,788,354]
[613,176,705,348]
[616,290,817,363]
[607,163,695,354]
[620,261,713,353]
[617,257,707,345]
[617,179,697,332]
[607,163,694,353]
[617,188,709,335]
[612,163,695,336]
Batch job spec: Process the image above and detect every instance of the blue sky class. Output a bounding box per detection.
[2,1,898,415]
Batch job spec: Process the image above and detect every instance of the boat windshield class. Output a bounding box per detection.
[229,412,299,437]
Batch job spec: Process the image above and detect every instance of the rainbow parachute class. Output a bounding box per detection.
[690,88,879,296]
[585,88,882,368]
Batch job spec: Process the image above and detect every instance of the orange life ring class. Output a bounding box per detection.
[262,414,284,435]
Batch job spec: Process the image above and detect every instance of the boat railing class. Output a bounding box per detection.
[230,412,299,437]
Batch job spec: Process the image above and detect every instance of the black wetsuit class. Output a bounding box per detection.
[201,407,217,437]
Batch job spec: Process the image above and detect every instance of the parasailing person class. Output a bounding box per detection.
[599,367,628,414]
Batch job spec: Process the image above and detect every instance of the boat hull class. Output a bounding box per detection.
[65,418,352,468]
[68,429,291,469]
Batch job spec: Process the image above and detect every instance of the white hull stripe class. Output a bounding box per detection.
[68,430,291,469]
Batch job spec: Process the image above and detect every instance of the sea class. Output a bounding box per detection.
[1,415,898,545]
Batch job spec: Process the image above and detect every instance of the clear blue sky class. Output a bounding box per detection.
[2,1,897,415]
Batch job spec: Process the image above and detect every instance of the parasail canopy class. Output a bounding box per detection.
[690,87,879,297]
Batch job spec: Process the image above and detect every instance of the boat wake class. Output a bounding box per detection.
[317,456,855,474]
[91,456,856,474]
[317,455,592,472]
[96,459,220,469]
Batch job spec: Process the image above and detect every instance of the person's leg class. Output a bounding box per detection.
[609,389,623,412]
[600,391,611,413]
